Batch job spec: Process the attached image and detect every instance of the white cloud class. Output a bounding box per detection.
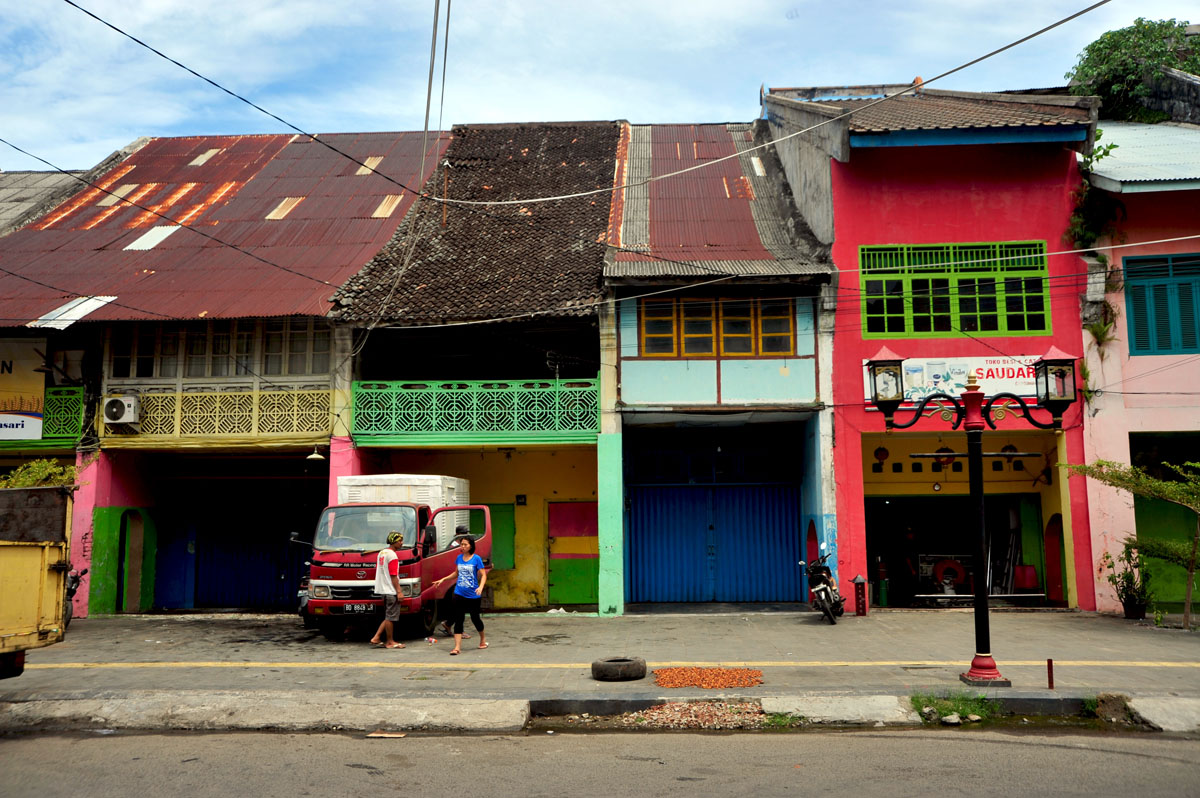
[1,0,1194,170]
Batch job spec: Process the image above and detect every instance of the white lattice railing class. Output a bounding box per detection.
[103,389,331,438]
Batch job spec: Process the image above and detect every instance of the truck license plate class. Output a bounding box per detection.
[345,603,373,613]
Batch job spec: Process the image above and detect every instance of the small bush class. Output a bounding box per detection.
[0,458,77,489]
[910,691,997,721]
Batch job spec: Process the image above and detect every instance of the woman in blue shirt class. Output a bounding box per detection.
[434,536,487,655]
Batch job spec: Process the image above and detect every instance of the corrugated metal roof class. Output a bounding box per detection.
[1088,122,1200,191]
[0,170,86,236]
[609,123,830,280]
[0,131,450,325]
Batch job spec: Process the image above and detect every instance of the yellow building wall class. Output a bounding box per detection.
[861,432,1057,498]
[386,448,597,608]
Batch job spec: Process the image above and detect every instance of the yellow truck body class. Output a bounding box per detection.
[0,486,72,678]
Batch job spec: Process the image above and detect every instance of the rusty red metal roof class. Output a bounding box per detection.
[608,123,829,279]
[0,131,449,325]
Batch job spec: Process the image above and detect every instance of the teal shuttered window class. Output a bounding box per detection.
[1125,254,1200,355]
[859,241,1050,339]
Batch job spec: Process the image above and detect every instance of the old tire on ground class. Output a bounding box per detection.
[591,656,647,681]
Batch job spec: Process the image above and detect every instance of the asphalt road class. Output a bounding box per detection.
[3,729,1198,797]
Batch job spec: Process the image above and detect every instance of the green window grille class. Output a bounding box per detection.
[0,387,83,451]
[352,379,600,445]
[860,241,1050,339]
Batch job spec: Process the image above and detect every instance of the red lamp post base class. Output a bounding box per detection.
[960,654,1012,687]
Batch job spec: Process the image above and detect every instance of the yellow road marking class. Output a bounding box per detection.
[26,660,1200,670]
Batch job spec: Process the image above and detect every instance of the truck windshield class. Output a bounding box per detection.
[313,506,417,552]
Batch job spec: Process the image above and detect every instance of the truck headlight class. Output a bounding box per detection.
[311,584,331,598]
[398,578,421,598]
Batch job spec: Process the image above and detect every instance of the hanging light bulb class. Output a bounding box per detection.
[306,445,326,461]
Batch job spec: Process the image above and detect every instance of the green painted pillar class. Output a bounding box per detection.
[597,432,624,616]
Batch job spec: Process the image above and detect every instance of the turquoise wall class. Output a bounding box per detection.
[719,359,816,403]
[617,298,819,406]
[597,433,624,616]
[622,360,718,404]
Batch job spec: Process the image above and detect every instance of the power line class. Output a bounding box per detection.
[425,0,1114,207]
[59,0,1110,214]
[0,136,334,288]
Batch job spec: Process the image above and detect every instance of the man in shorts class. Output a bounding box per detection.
[369,531,406,649]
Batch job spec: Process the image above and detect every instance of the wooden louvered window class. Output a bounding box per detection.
[109,318,331,380]
[860,242,1049,338]
[638,298,795,357]
[1125,254,1200,355]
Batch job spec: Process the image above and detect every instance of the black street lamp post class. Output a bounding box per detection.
[866,346,1078,686]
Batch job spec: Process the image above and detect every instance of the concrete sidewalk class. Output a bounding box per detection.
[2,609,1197,733]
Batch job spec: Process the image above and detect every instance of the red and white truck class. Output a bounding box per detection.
[298,474,490,641]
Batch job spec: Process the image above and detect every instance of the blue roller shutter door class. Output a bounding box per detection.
[627,485,801,602]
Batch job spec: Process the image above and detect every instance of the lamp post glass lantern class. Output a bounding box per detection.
[866,348,1078,687]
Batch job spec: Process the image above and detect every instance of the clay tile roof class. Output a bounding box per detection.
[768,86,1094,134]
[332,122,621,324]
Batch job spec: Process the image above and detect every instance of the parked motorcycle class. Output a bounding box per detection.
[799,548,845,625]
[63,568,87,632]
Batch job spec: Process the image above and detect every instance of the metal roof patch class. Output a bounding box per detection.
[27,295,117,329]
[124,224,180,250]
[188,148,222,166]
[356,156,384,175]
[266,196,305,220]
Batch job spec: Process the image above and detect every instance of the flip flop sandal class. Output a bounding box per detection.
[449,650,460,656]
[478,642,488,649]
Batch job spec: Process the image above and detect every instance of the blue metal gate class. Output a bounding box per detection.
[626,485,801,602]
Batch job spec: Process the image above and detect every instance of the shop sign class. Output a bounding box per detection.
[862,355,1038,404]
[0,338,46,440]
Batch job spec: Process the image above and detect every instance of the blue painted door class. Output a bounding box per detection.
[626,485,801,602]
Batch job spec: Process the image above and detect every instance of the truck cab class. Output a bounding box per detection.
[303,501,490,640]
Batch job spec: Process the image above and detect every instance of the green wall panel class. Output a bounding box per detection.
[1134,496,1196,608]
[548,558,599,604]
[89,507,157,615]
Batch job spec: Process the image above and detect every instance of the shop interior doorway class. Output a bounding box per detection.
[865,494,1047,608]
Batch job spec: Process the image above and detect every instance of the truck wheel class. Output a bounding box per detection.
[413,598,439,636]
[0,651,25,680]
[591,656,647,681]
[317,618,348,642]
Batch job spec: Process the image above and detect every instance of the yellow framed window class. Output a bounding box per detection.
[641,299,677,356]
[719,299,755,356]
[758,299,795,355]
[681,300,715,355]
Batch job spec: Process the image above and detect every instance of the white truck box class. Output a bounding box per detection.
[336,474,470,551]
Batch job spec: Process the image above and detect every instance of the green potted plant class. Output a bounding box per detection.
[1102,540,1153,620]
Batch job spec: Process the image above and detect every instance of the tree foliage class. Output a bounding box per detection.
[1067,459,1199,629]
[1066,18,1200,121]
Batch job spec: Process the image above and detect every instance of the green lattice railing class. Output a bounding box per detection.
[102,389,331,438]
[0,387,84,450]
[352,379,600,445]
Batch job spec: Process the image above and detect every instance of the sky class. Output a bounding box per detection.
[0,0,1193,171]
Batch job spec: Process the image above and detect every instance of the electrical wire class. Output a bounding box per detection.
[57,0,1110,212]
[0,136,334,288]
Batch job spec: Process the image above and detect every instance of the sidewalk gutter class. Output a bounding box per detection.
[0,692,530,733]
[0,689,1150,733]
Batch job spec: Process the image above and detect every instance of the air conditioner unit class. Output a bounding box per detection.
[103,395,139,425]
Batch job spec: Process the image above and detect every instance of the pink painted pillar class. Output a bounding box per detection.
[328,435,366,505]
[69,450,112,619]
